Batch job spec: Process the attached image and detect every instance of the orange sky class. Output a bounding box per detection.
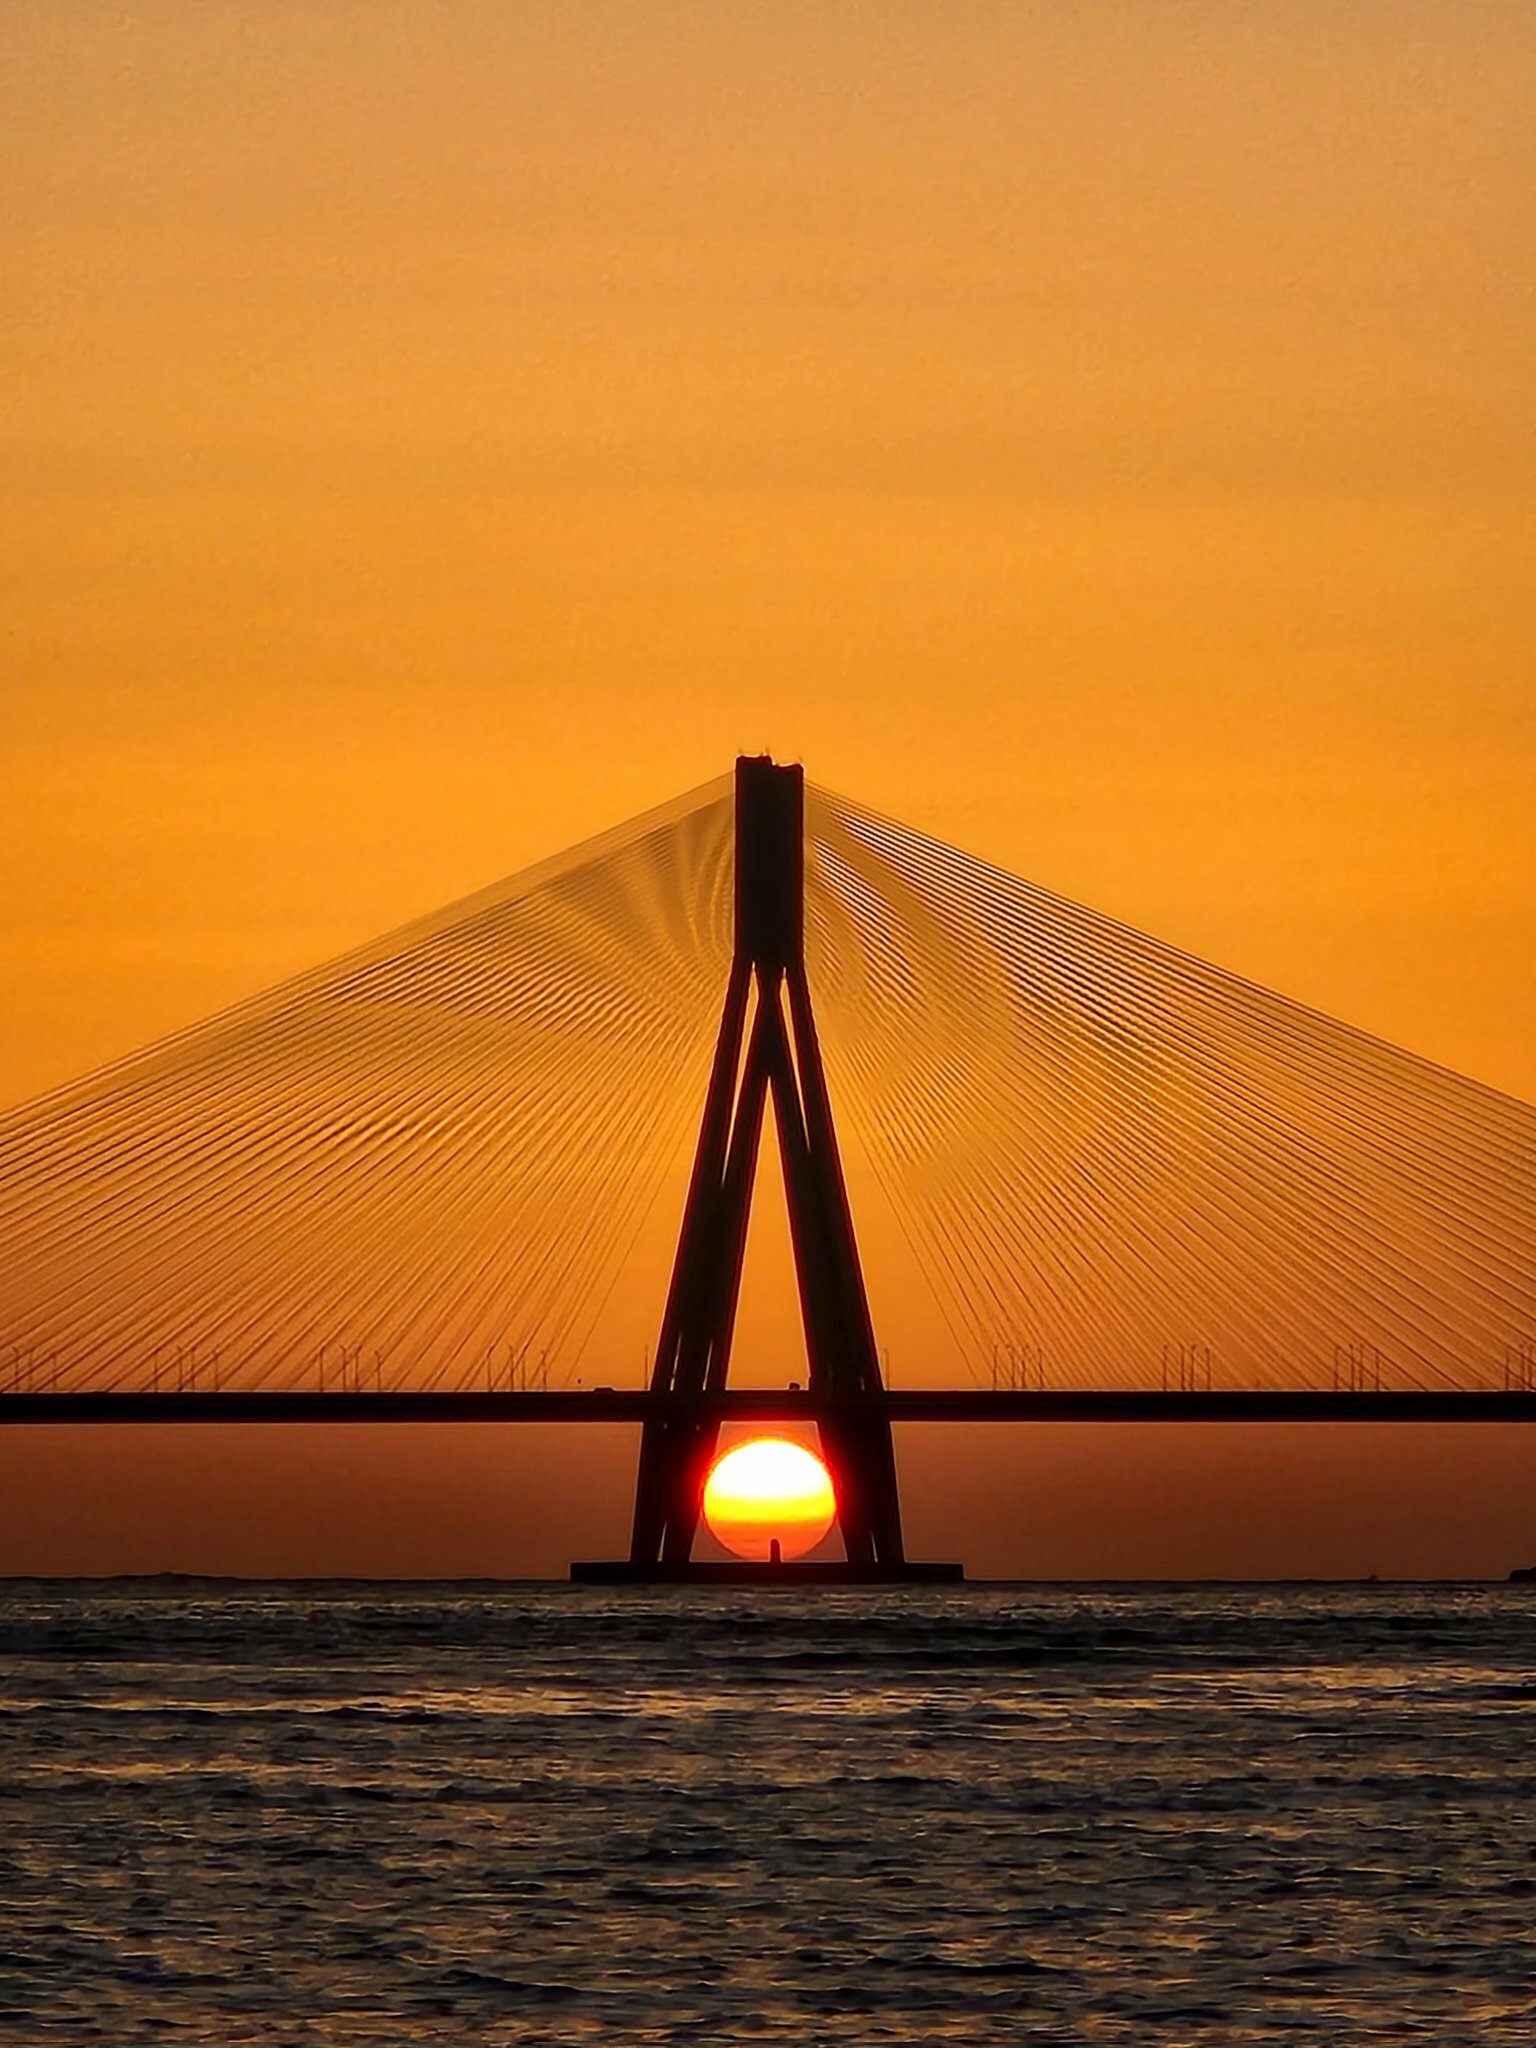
[3,2,1534,1576]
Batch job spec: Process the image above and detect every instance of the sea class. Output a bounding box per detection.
[2,1581,1534,2046]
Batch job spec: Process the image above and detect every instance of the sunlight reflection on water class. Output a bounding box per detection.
[3,1582,1535,2044]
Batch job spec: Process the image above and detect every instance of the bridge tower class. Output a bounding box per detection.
[576,755,942,1580]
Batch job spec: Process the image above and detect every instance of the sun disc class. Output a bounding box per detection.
[702,1437,837,1562]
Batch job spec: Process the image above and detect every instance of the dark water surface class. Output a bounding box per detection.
[2,1581,1534,2045]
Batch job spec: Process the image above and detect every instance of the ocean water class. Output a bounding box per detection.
[2,1583,1534,2046]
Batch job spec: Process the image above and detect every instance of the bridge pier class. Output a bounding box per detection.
[574,756,960,1584]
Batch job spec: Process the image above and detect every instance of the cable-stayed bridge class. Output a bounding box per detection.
[3,757,1534,1575]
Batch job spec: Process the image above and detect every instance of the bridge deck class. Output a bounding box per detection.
[3,1391,1536,1424]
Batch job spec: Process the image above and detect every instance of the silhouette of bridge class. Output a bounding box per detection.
[3,757,1534,1576]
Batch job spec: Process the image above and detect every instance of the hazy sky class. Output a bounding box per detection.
[3,3,1534,1575]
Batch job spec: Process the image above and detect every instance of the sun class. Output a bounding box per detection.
[702,1438,837,1562]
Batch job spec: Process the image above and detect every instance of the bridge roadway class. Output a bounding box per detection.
[3,1390,1536,1424]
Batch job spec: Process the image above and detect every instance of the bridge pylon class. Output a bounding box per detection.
[574,755,959,1583]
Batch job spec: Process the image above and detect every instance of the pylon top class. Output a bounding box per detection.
[733,755,804,972]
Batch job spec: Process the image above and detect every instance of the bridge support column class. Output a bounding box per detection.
[576,756,952,1582]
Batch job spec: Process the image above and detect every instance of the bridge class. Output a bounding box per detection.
[3,757,1534,1578]
[8,1391,1536,1425]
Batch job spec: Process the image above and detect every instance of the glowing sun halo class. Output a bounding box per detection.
[702,1438,837,1562]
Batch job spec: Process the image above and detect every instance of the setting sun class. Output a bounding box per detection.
[702,1438,837,1562]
